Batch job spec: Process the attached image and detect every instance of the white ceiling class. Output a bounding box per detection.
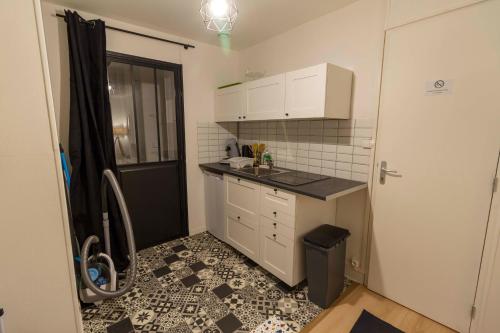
[44,0,358,50]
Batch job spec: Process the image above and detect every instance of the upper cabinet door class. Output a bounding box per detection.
[245,74,285,121]
[215,84,246,122]
[285,63,352,120]
[285,64,327,119]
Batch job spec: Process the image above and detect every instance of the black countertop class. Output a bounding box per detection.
[199,163,367,201]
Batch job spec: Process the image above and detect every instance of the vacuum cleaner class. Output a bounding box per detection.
[0,307,5,333]
[78,169,137,304]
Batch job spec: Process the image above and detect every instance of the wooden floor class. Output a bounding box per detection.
[302,284,456,333]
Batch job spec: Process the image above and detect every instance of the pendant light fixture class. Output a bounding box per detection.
[200,0,238,33]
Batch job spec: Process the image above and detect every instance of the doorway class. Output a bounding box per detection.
[107,52,188,250]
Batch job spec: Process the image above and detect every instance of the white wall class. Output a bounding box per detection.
[0,0,81,332]
[41,2,241,235]
[237,0,387,282]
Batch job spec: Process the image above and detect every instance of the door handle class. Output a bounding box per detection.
[381,167,398,174]
[380,161,400,184]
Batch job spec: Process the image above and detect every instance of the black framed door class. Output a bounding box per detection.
[107,51,188,250]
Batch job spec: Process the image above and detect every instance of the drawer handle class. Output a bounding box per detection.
[237,216,240,220]
[273,211,277,216]
[237,178,241,182]
[273,234,277,239]
[273,188,278,194]
[273,222,277,228]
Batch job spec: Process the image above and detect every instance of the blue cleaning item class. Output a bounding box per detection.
[88,268,100,282]
[59,144,71,186]
[96,276,109,287]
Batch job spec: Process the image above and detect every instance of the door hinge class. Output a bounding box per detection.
[493,177,498,193]
[471,305,477,319]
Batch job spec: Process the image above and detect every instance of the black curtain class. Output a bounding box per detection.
[65,10,128,270]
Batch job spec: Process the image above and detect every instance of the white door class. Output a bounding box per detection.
[246,74,285,121]
[471,154,500,333]
[284,64,326,119]
[214,84,246,122]
[368,1,500,332]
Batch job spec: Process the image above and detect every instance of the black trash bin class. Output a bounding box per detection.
[303,224,350,308]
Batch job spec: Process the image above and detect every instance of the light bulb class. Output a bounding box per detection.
[209,0,228,18]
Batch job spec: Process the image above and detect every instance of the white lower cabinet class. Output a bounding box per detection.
[225,209,259,262]
[223,174,335,286]
[259,224,294,284]
[225,175,260,217]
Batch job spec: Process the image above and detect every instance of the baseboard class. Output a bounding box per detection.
[346,268,365,284]
[189,225,207,236]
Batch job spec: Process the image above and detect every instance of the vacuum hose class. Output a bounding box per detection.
[80,169,137,298]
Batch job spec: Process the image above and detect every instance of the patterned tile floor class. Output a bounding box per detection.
[82,232,347,333]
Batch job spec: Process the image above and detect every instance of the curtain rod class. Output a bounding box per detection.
[55,13,195,50]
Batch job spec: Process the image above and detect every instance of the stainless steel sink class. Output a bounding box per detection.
[235,166,289,178]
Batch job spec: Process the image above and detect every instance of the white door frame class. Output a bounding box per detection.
[34,0,84,332]
[470,152,500,332]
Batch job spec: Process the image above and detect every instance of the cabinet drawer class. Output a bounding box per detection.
[225,175,260,216]
[260,185,296,216]
[260,215,294,239]
[259,225,294,284]
[260,204,294,229]
[225,210,259,261]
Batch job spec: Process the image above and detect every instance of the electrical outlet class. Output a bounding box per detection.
[351,259,360,270]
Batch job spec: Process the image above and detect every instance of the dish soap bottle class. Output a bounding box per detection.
[262,150,273,169]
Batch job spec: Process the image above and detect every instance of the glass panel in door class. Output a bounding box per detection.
[108,62,137,165]
[132,66,160,163]
[156,69,178,161]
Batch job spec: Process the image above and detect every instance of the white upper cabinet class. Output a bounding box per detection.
[214,63,352,122]
[285,63,352,120]
[245,74,285,121]
[214,83,246,122]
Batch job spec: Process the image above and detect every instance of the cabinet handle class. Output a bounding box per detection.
[273,222,277,227]
[237,216,240,220]
[273,211,277,216]
[243,116,246,119]
[273,188,278,194]
[237,178,240,182]
[238,116,241,119]
[273,234,276,239]
[285,113,289,117]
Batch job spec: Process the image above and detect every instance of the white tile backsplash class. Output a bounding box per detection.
[197,118,374,181]
[197,122,237,163]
